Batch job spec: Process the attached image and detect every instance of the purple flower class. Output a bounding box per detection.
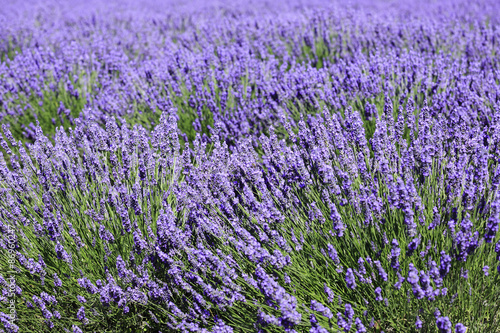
[374,261,388,281]
[0,312,19,332]
[407,237,421,256]
[40,292,57,305]
[374,287,383,301]
[337,303,355,332]
[55,242,72,265]
[72,325,83,333]
[390,239,401,271]
[358,257,367,275]
[53,274,62,288]
[254,266,301,326]
[324,284,335,304]
[310,300,333,319]
[436,316,452,333]
[76,306,86,322]
[415,315,423,330]
[439,252,451,278]
[407,263,419,285]
[42,309,52,319]
[460,268,468,280]
[327,244,340,264]
[344,304,354,321]
[429,260,443,287]
[455,323,467,333]
[346,268,356,289]
[355,317,367,333]
[337,312,349,332]
[394,272,405,290]
[419,271,434,300]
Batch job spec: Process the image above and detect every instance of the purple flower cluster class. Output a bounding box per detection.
[0,0,500,332]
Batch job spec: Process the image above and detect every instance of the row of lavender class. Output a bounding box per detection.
[1,0,500,146]
[1,0,500,332]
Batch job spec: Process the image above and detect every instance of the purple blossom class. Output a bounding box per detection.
[394,272,405,290]
[374,261,388,281]
[415,315,423,330]
[355,317,367,333]
[407,237,421,256]
[390,239,401,271]
[439,252,452,278]
[436,316,452,333]
[346,268,357,290]
[76,306,86,322]
[72,325,83,333]
[455,323,467,333]
[374,287,383,301]
[324,284,335,304]
[53,274,62,288]
[0,313,19,333]
[310,300,333,319]
[327,244,340,264]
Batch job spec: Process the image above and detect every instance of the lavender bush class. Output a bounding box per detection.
[1,0,500,332]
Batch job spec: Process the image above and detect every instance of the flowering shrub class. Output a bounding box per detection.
[1,0,500,332]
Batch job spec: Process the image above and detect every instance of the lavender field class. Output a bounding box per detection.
[1,0,500,332]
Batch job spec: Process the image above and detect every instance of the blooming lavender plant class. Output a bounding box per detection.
[1,0,500,332]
